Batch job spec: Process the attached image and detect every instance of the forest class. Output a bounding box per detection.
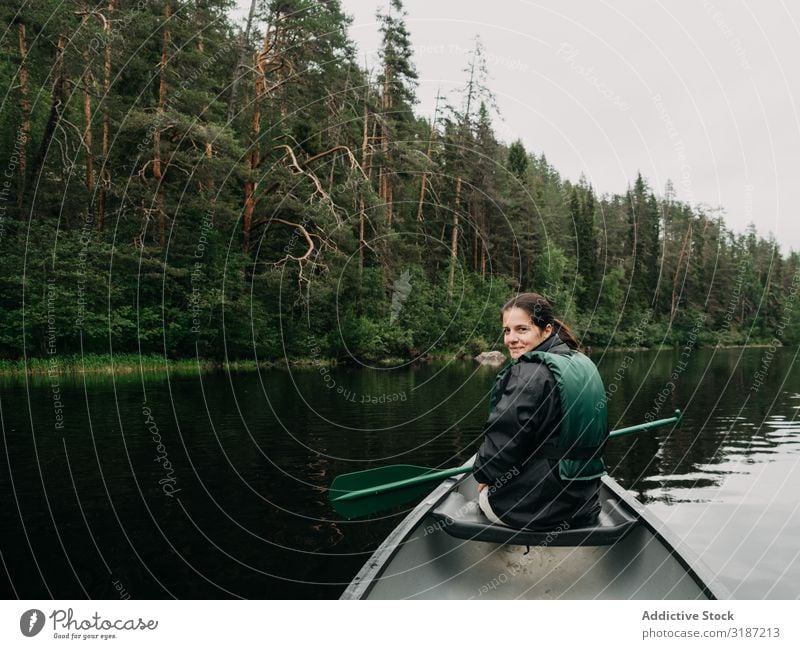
[1,0,798,366]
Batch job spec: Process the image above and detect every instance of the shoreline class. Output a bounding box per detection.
[0,343,787,377]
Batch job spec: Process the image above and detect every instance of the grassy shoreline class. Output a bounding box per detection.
[0,343,784,377]
[0,354,265,376]
[0,352,460,376]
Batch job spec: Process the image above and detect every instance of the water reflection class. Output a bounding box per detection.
[0,347,798,598]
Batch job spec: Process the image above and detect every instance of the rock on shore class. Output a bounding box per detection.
[474,351,506,366]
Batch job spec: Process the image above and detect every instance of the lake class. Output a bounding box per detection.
[1,346,798,599]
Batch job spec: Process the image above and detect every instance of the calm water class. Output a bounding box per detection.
[1,347,798,599]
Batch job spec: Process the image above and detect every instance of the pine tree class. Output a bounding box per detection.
[444,36,496,296]
[574,182,598,311]
[507,139,528,179]
[0,0,796,360]
[626,173,660,307]
[376,0,417,225]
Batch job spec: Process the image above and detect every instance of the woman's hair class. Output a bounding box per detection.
[501,292,581,350]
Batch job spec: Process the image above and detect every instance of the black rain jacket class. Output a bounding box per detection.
[473,334,602,530]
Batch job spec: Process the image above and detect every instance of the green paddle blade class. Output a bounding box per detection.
[329,465,451,519]
[329,410,683,519]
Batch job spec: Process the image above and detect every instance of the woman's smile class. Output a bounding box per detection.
[502,307,552,359]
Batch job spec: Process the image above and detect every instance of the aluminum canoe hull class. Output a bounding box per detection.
[341,470,727,600]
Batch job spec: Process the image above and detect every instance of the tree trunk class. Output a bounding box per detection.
[153,4,171,247]
[473,199,479,272]
[481,234,487,277]
[196,9,214,196]
[17,22,30,209]
[83,77,93,194]
[359,92,370,281]
[244,23,270,254]
[243,12,291,252]
[415,172,427,223]
[415,172,427,225]
[359,198,365,281]
[416,91,440,225]
[385,173,393,224]
[242,82,260,253]
[196,17,204,52]
[81,4,94,197]
[361,95,370,174]
[99,1,114,231]
[513,243,517,282]
[227,0,257,124]
[381,68,392,225]
[448,53,476,295]
[327,151,336,194]
[205,143,213,178]
[368,118,377,183]
[32,35,66,204]
[448,176,463,298]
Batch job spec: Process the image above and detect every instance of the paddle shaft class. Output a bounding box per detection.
[331,409,682,505]
[606,409,682,437]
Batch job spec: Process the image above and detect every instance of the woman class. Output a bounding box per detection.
[473,292,608,530]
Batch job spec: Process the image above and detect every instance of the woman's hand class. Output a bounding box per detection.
[478,483,487,493]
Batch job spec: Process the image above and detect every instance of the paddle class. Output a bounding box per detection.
[329,409,682,519]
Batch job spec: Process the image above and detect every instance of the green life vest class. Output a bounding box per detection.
[489,350,608,481]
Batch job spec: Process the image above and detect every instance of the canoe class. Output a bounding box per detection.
[341,464,728,599]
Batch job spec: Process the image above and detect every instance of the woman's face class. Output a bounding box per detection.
[502,307,553,359]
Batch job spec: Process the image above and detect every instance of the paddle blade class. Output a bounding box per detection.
[329,465,437,519]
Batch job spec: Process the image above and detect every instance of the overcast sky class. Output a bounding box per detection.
[234,1,800,252]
